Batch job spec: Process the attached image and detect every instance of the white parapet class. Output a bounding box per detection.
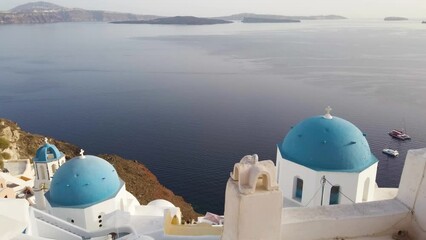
[281,199,410,240]
[397,148,426,238]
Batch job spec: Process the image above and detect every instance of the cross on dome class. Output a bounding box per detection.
[324,106,333,119]
[80,149,85,158]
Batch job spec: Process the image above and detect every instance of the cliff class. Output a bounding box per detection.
[0,119,79,161]
[0,1,159,24]
[10,1,65,13]
[0,118,200,220]
[99,154,200,220]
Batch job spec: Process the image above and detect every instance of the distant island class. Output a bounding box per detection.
[0,2,347,25]
[242,17,300,23]
[384,17,409,21]
[0,1,159,24]
[111,16,232,25]
[422,21,426,24]
[216,13,346,21]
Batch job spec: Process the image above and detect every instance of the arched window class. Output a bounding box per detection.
[52,164,58,174]
[40,165,46,180]
[47,147,55,160]
[233,167,239,181]
[171,215,179,225]
[294,177,303,201]
[329,185,340,205]
[256,174,270,191]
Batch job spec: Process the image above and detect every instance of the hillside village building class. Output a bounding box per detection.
[0,109,426,240]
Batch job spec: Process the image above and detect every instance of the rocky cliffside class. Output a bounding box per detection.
[100,154,200,220]
[0,119,79,161]
[0,118,200,220]
[9,1,65,13]
[0,1,159,24]
[0,10,160,24]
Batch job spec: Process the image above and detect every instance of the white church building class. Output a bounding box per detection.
[40,152,140,231]
[276,108,382,207]
[1,108,426,240]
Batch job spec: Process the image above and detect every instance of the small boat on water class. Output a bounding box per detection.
[383,148,399,157]
[389,129,411,140]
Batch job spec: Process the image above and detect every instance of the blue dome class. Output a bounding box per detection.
[34,143,63,162]
[278,115,377,172]
[45,155,122,208]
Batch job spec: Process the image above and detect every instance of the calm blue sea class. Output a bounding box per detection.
[1,19,426,214]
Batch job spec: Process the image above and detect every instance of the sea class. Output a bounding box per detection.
[1,19,426,214]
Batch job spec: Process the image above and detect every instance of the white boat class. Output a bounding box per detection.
[389,129,411,140]
[382,148,399,157]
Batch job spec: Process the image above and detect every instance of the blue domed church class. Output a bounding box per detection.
[26,141,182,239]
[32,146,140,232]
[276,107,378,207]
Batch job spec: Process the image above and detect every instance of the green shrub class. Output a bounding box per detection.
[1,152,11,160]
[0,137,9,150]
[0,159,3,169]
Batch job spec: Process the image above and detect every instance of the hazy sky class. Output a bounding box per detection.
[1,0,425,18]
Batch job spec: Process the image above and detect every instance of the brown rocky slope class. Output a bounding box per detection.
[0,118,200,220]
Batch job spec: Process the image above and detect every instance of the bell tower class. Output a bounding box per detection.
[222,154,283,240]
[33,138,65,209]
